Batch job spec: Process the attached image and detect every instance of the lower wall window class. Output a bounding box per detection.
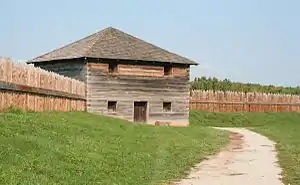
[108,101,117,112]
[163,102,172,112]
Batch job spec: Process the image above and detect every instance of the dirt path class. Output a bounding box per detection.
[173,127,284,185]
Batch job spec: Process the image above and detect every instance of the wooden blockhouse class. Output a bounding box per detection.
[27,27,198,126]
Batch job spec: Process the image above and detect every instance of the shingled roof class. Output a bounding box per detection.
[27,27,198,65]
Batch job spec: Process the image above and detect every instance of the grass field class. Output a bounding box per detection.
[191,110,300,185]
[0,110,228,185]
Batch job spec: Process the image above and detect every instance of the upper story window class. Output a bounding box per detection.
[164,65,172,76]
[109,62,118,73]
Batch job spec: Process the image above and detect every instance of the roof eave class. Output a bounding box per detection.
[26,57,84,64]
[26,55,199,66]
[191,62,199,66]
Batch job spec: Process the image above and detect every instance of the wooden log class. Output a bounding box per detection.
[0,81,85,100]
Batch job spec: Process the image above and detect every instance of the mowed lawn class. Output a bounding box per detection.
[0,111,228,185]
[191,110,300,185]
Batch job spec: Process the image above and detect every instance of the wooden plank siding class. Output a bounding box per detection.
[0,58,86,112]
[0,91,85,112]
[33,60,87,82]
[190,90,300,112]
[33,59,191,126]
[172,67,189,77]
[87,61,190,126]
[117,64,164,77]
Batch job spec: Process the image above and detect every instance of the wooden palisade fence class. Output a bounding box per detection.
[2,57,300,113]
[190,90,300,112]
[0,57,86,111]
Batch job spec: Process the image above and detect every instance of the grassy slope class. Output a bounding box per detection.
[0,111,228,185]
[191,110,300,185]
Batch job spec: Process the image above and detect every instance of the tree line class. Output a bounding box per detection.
[190,76,300,95]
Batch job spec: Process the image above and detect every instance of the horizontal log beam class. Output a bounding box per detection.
[0,81,86,100]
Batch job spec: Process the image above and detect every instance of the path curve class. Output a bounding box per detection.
[174,127,284,185]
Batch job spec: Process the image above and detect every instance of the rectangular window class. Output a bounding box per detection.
[164,65,172,76]
[163,102,172,112]
[109,62,118,73]
[108,101,117,112]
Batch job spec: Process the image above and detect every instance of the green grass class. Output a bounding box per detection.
[0,111,228,185]
[191,110,300,185]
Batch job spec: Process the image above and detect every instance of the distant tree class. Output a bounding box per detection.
[190,76,300,95]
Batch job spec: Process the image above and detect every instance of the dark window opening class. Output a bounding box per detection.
[164,65,172,76]
[108,101,117,112]
[163,102,172,112]
[109,62,118,73]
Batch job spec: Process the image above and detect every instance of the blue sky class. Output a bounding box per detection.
[1,0,300,86]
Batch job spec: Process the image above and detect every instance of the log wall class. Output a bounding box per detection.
[117,64,164,77]
[87,61,190,126]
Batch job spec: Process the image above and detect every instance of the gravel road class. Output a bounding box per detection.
[174,127,284,185]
